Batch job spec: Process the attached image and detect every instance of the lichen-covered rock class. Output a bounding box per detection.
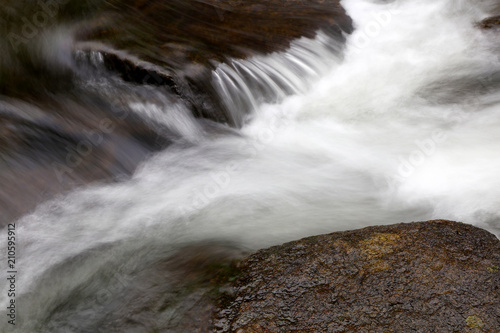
[213,220,500,332]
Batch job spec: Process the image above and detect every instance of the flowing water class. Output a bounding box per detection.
[2,0,500,331]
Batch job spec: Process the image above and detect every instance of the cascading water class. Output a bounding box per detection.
[2,0,500,331]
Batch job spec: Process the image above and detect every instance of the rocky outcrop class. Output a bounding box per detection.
[77,0,352,69]
[213,220,500,332]
[0,0,352,224]
[74,0,353,126]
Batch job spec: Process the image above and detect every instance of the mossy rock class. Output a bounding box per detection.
[213,220,500,332]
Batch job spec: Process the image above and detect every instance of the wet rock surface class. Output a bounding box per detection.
[75,0,352,125]
[78,0,352,69]
[213,220,500,332]
[45,242,246,333]
[0,99,171,224]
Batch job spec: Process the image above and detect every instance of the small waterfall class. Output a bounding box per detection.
[213,31,345,125]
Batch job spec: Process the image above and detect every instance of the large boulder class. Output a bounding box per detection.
[479,16,500,29]
[77,0,352,69]
[75,0,353,125]
[213,220,500,332]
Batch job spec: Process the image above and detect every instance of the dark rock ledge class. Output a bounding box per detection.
[201,220,500,332]
[73,0,353,126]
[479,16,500,29]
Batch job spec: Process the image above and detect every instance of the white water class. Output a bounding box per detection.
[2,0,500,330]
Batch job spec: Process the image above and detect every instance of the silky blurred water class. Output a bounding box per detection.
[1,0,500,331]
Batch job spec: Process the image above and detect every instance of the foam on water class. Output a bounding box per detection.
[2,0,500,330]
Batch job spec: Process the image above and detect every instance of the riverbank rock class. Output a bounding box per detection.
[213,220,500,332]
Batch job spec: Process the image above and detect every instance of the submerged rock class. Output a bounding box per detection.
[479,16,500,29]
[213,220,500,332]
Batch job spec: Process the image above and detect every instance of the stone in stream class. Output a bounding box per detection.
[211,220,500,332]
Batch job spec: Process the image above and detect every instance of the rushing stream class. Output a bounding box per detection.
[2,0,500,331]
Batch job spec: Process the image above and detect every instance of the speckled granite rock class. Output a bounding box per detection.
[213,220,500,332]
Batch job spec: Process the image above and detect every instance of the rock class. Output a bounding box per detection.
[58,242,246,333]
[27,220,499,331]
[78,0,352,68]
[213,220,500,332]
[479,16,500,29]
